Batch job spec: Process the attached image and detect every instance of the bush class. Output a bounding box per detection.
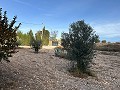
[54,46,67,58]
[61,20,98,74]
[54,46,63,57]
[0,8,21,62]
[95,43,120,52]
[31,40,42,53]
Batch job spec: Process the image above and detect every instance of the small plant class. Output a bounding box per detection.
[54,46,68,58]
[54,46,63,56]
[31,40,42,53]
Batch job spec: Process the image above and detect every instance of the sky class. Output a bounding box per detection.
[0,0,120,42]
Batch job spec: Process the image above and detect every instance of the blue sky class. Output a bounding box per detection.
[0,0,120,42]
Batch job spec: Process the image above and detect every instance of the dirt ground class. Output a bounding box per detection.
[0,46,120,90]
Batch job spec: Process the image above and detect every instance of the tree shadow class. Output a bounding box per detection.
[0,65,19,89]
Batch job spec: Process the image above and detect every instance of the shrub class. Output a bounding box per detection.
[54,46,63,57]
[115,42,120,44]
[95,43,120,52]
[61,20,98,74]
[54,46,67,58]
[31,40,42,53]
[0,8,21,62]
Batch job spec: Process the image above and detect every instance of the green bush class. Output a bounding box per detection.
[54,46,67,57]
[31,40,42,53]
[61,20,98,74]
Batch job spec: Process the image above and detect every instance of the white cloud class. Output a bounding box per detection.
[93,22,120,38]
[12,0,31,6]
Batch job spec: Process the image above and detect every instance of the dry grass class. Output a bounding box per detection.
[95,43,120,52]
[0,46,120,90]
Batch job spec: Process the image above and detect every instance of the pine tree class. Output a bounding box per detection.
[61,20,98,74]
[0,8,21,62]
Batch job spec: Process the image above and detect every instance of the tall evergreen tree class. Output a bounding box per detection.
[35,31,42,41]
[42,26,50,45]
[61,20,98,74]
[28,30,34,45]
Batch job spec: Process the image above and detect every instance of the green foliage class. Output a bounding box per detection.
[31,40,42,53]
[61,20,98,74]
[35,31,42,41]
[54,46,67,58]
[28,30,34,45]
[17,26,50,46]
[17,29,43,53]
[30,30,42,53]
[17,30,34,46]
[95,37,100,43]
[0,8,21,62]
[17,31,23,44]
[41,26,50,45]
[50,30,58,40]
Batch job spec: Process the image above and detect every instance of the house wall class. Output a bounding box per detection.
[49,41,58,46]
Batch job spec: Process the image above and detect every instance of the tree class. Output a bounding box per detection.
[27,30,42,53]
[41,26,50,45]
[17,31,29,45]
[61,20,98,74]
[95,37,100,43]
[31,40,42,53]
[17,31,23,45]
[23,33,30,45]
[50,30,58,40]
[0,8,21,62]
[17,30,34,46]
[35,31,42,41]
[28,30,34,45]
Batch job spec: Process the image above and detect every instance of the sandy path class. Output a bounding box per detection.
[0,48,120,90]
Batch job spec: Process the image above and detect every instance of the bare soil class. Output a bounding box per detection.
[0,46,120,90]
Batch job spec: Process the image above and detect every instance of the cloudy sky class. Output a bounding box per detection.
[0,0,120,42]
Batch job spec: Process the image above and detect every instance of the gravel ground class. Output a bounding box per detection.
[0,47,120,90]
